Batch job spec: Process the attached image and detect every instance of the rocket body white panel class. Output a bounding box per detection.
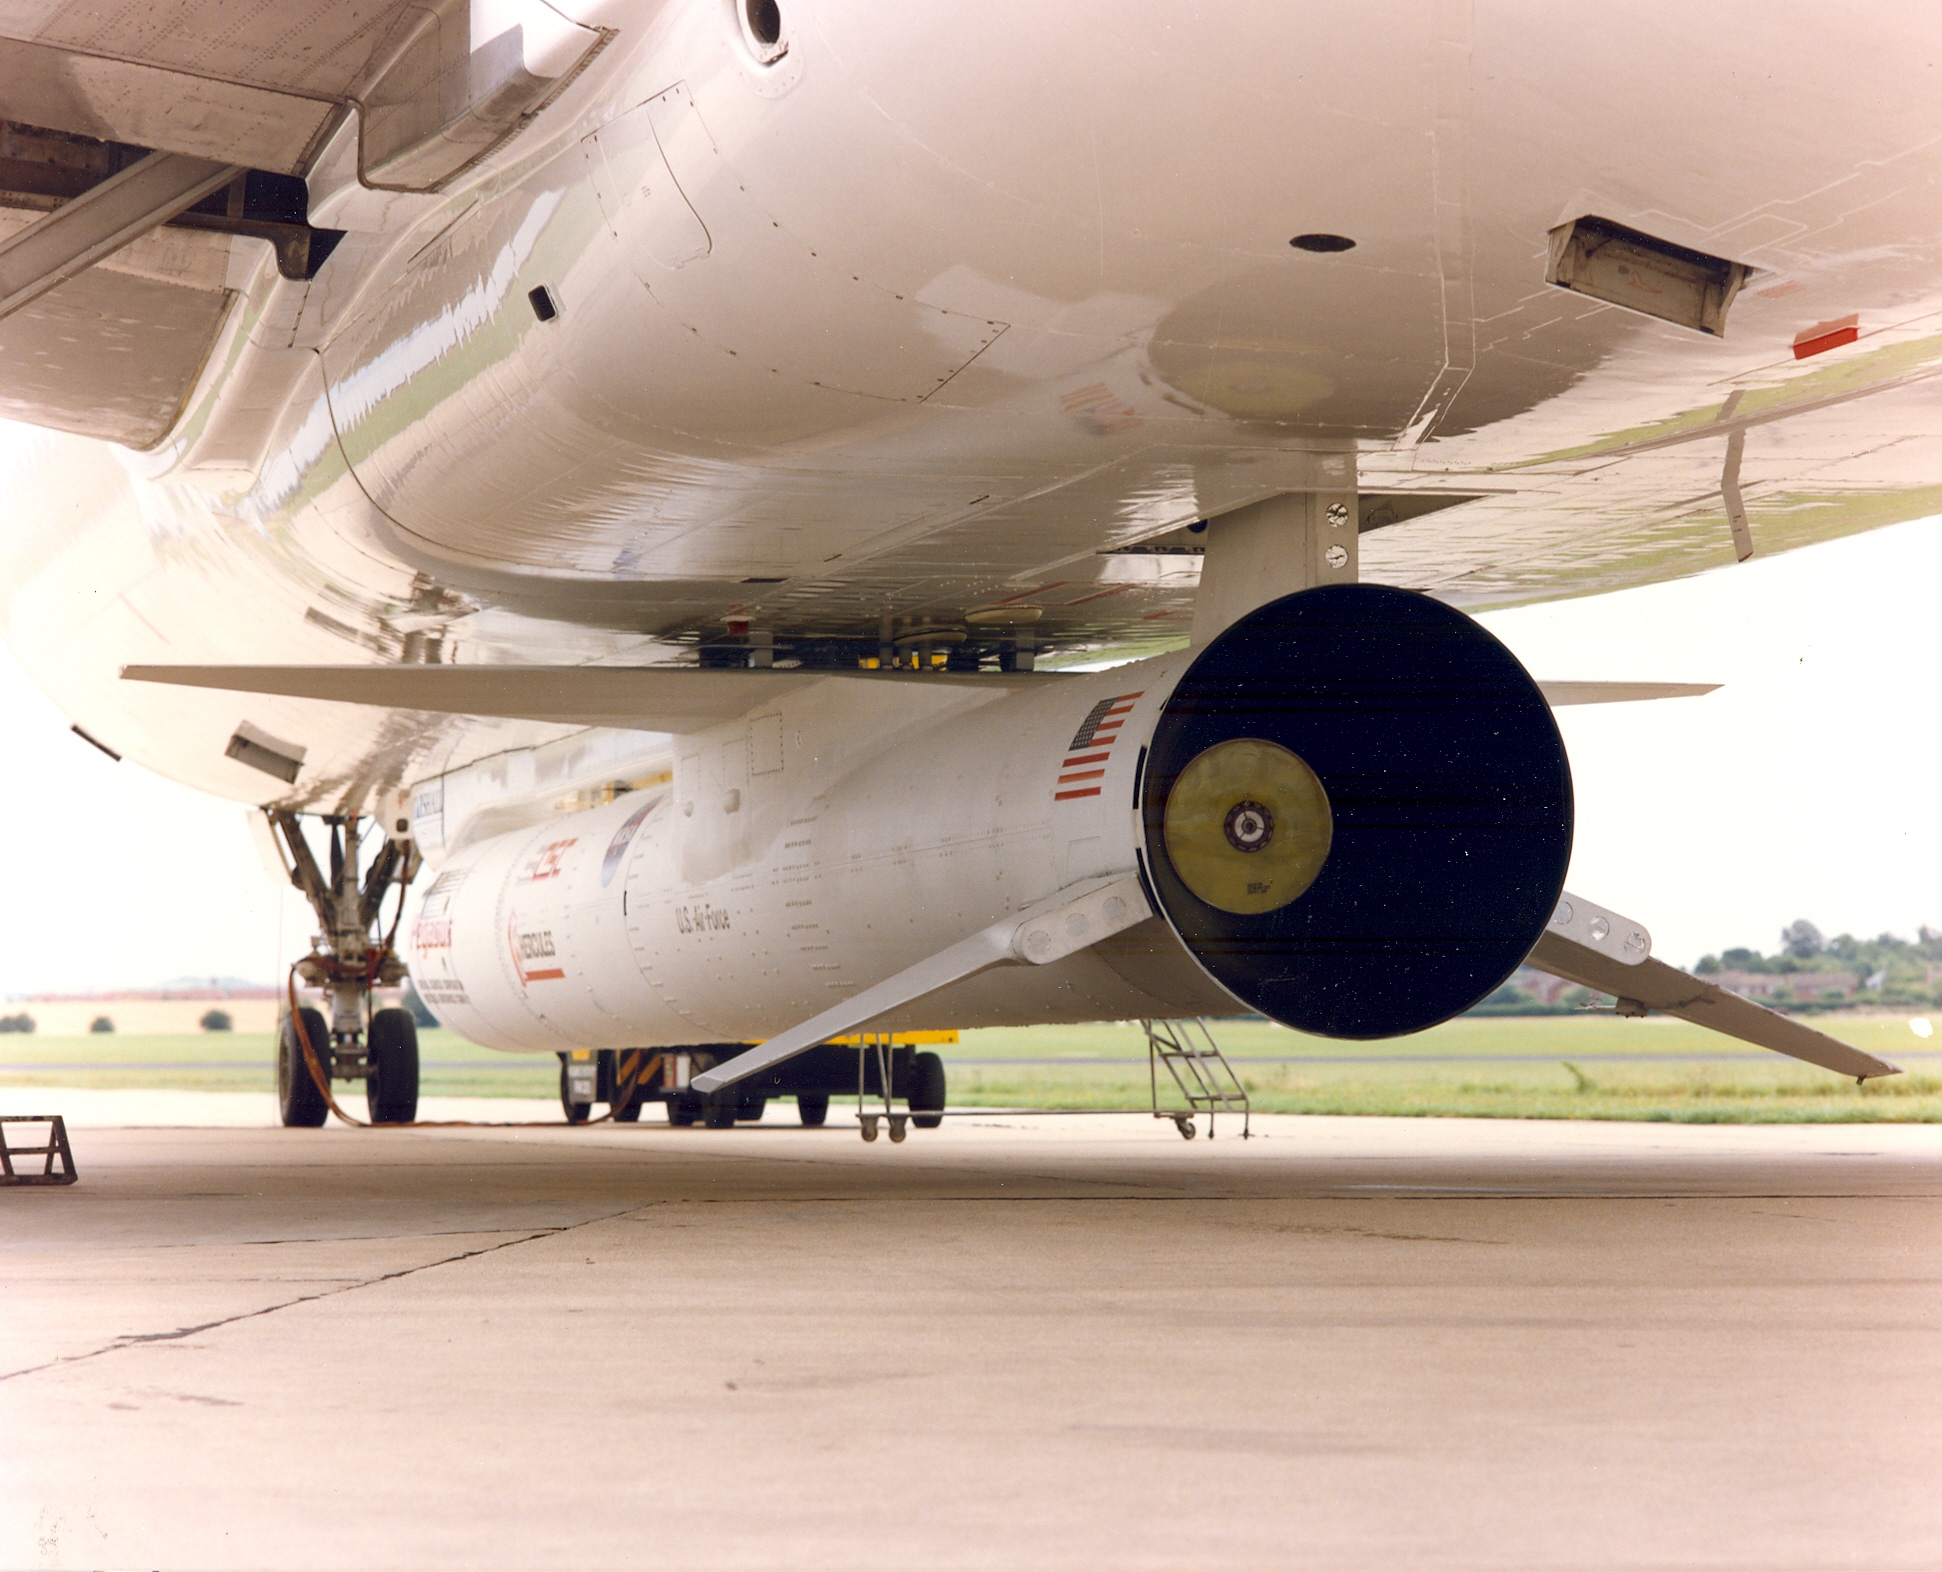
[406,654,1232,1052]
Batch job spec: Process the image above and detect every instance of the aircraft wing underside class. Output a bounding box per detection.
[0,0,609,190]
[4,2,1942,812]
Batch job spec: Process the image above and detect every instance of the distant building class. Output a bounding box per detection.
[26,985,281,1003]
[9,986,404,1036]
[1713,969,1858,1001]
[1510,967,1580,1005]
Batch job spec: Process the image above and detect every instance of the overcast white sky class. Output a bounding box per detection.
[1,515,1936,997]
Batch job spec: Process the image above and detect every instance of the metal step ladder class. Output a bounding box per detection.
[1144,1019,1250,1140]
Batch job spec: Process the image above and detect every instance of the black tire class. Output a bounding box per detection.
[703,1089,738,1128]
[667,1094,699,1127]
[366,1008,419,1123]
[277,1007,331,1128]
[736,1095,767,1124]
[908,1050,946,1130]
[559,1059,592,1124]
[797,1093,829,1127]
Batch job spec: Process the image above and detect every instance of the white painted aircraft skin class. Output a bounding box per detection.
[1,2,1941,820]
[0,4,1938,1052]
[410,658,1234,1055]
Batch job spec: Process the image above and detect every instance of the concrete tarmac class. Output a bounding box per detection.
[3,1108,1939,1570]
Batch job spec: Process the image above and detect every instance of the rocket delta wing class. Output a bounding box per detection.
[121,663,1712,730]
[1527,893,1898,1082]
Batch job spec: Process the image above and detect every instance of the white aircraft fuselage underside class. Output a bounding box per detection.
[1,2,1940,818]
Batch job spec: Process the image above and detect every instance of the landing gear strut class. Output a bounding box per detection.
[267,811,420,1126]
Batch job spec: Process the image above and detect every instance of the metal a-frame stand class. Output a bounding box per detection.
[0,1114,77,1184]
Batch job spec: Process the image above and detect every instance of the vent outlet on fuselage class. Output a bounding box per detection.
[1546,215,1752,338]
[741,0,787,62]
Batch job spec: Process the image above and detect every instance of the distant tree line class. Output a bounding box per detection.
[1471,919,1941,1017]
[1692,919,1942,1010]
[1468,981,1599,1016]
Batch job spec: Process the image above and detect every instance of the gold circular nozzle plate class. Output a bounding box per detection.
[1161,738,1332,915]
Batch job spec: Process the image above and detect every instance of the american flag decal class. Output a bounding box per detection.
[1055,692,1143,801]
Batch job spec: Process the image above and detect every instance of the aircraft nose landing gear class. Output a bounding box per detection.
[267,810,420,1126]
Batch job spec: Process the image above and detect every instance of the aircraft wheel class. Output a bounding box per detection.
[667,1094,699,1127]
[559,1060,592,1124]
[797,1093,829,1127]
[277,1008,331,1128]
[703,1090,738,1129]
[737,1095,767,1124]
[908,1050,946,1130]
[366,1008,419,1124]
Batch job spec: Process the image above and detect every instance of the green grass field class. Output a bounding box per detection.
[0,1028,561,1099]
[943,1016,1942,1123]
[1,1013,1935,1122]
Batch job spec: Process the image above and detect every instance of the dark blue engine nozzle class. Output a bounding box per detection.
[1141,585,1574,1039]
